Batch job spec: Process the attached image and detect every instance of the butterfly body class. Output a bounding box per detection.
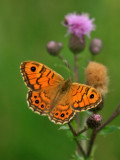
[20,61,102,124]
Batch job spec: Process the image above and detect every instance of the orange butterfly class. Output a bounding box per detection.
[20,61,102,124]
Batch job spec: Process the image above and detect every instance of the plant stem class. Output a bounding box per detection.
[74,53,83,156]
[58,54,73,72]
[87,130,97,157]
[68,123,77,136]
[97,103,120,132]
[81,116,88,153]
[87,102,120,157]
[74,54,79,82]
[77,127,88,136]
[68,123,86,158]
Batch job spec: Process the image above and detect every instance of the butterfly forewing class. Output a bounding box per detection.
[20,61,64,91]
[71,83,102,111]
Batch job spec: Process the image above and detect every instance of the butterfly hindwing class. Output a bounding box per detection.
[49,91,76,124]
[27,90,52,115]
[49,104,76,124]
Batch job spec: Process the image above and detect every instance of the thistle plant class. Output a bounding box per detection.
[46,12,120,159]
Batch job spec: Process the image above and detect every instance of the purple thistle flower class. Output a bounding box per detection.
[64,13,95,39]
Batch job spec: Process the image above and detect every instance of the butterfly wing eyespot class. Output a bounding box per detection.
[71,83,102,111]
[20,61,64,91]
[27,90,52,115]
[48,104,76,124]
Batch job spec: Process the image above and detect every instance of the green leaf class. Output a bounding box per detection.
[59,124,75,140]
[72,152,93,160]
[72,152,84,160]
[91,145,97,157]
[71,119,78,130]
[99,125,120,135]
[85,111,93,116]
[66,130,74,140]
[86,156,93,160]
[59,125,69,130]
[78,133,89,141]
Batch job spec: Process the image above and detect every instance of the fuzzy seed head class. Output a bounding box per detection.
[85,61,109,95]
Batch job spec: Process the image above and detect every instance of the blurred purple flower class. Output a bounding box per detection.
[64,13,95,39]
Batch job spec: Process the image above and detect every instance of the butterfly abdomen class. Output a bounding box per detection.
[49,79,72,107]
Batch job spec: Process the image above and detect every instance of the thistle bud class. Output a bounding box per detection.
[69,34,85,54]
[89,38,102,55]
[87,114,102,129]
[46,41,63,56]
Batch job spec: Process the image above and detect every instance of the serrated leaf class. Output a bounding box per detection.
[99,125,120,135]
[59,125,69,130]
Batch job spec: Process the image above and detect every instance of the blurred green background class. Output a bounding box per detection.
[0,0,120,160]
